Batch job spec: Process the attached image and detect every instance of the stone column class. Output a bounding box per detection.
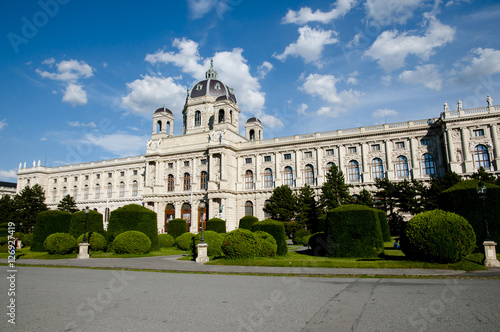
[295,149,301,187]
[490,124,500,170]
[385,140,393,180]
[461,127,474,172]
[447,129,457,163]
[337,146,343,172]
[274,152,281,187]
[316,147,322,186]
[361,143,369,183]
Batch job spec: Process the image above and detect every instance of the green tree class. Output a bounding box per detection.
[355,189,374,207]
[374,178,403,235]
[394,179,425,215]
[57,194,78,213]
[319,164,352,211]
[0,195,15,225]
[424,171,462,210]
[296,184,318,232]
[13,184,48,233]
[263,185,297,221]
[470,167,496,184]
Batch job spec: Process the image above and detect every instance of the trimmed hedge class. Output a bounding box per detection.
[23,233,33,247]
[222,229,259,259]
[32,210,72,252]
[191,230,223,257]
[76,232,107,251]
[308,232,328,256]
[439,179,500,248]
[69,210,104,238]
[254,231,277,257]
[107,204,159,250]
[293,229,311,245]
[206,218,226,233]
[375,209,392,242]
[44,233,77,255]
[0,237,7,252]
[326,204,384,258]
[239,215,258,230]
[159,233,175,248]
[400,209,476,263]
[176,232,195,251]
[168,219,187,240]
[251,219,288,256]
[113,231,151,254]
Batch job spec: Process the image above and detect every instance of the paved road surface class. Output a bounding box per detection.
[1,266,499,332]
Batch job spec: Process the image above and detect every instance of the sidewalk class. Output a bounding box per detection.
[10,255,500,277]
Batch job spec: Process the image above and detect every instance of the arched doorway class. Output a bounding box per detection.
[181,203,191,232]
[198,202,207,232]
[165,204,175,232]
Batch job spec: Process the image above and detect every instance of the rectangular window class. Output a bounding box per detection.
[74,176,78,181]
[264,156,271,162]
[326,149,334,156]
[371,144,380,151]
[396,142,405,149]
[245,158,252,164]
[420,139,431,146]
[96,174,100,179]
[120,171,125,177]
[168,163,174,168]
[108,172,112,178]
[284,153,291,160]
[184,161,190,167]
[54,179,57,183]
[64,177,67,182]
[474,129,485,137]
[348,147,357,154]
[201,159,207,165]
[304,151,312,158]
[85,175,89,180]
[133,170,138,175]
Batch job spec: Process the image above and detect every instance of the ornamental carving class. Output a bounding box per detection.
[452,130,461,141]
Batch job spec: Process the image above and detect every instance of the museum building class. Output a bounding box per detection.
[16,63,500,233]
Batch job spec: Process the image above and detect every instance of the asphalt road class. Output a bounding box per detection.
[1,266,499,332]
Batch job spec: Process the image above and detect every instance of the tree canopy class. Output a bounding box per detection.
[263,185,297,221]
[57,194,78,213]
[319,164,352,211]
[13,184,48,233]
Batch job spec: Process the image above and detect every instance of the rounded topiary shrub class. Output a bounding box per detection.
[191,230,223,257]
[175,232,195,251]
[239,215,258,230]
[107,204,159,251]
[76,232,107,251]
[251,219,288,256]
[326,205,384,258]
[69,210,104,238]
[168,218,188,240]
[32,210,72,252]
[113,231,151,254]
[159,233,175,248]
[22,233,33,247]
[0,237,8,252]
[206,218,226,233]
[400,209,476,263]
[44,233,77,255]
[375,209,392,242]
[293,229,311,245]
[254,231,277,257]
[222,229,260,259]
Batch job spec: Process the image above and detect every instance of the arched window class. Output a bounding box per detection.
[119,181,125,197]
[73,186,78,199]
[245,201,253,216]
[183,173,191,191]
[52,187,57,202]
[348,160,360,182]
[195,111,201,127]
[132,180,138,197]
[245,170,254,189]
[84,184,89,200]
[264,200,271,219]
[264,168,273,188]
[218,109,225,123]
[62,186,67,197]
[305,164,315,185]
[284,166,294,186]
[200,171,208,190]
[166,121,171,134]
[371,158,384,179]
[249,129,255,141]
[156,120,162,134]
[422,153,436,176]
[167,174,175,192]
[181,203,191,231]
[326,162,335,175]
[165,204,175,232]
[95,184,100,199]
[396,156,409,178]
[107,183,113,198]
[474,144,491,169]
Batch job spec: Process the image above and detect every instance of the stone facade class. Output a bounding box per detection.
[17,64,500,233]
[0,181,17,197]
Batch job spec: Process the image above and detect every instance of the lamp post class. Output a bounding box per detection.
[77,206,90,259]
[476,182,490,241]
[199,201,206,244]
[196,200,209,263]
[83,206,89,243]
[477,181,500,267]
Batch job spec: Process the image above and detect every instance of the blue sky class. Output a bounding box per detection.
[1,0,500,181]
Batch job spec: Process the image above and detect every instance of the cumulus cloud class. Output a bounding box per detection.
[62,83,87,107]
[365,0,424,26]
[372,109,398,118]
[301,73,363,117]
[146,38,205,77]
[365,17,455,72]
[452,48,500,84]
[67,121,97,128]
[257,61,274,78]
[80,132,147,157]
[298,103,308,115]
[283,0,356,24]
[186,0,230,19]
[0,119,6,130]
[399,64,442,90]
[0,169,17,181]
[273,26,338,66]
[121,75,187,117]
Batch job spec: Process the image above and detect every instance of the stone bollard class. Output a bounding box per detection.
[196,242,209,263]
[77,242,90,259]
[483,241,500,268]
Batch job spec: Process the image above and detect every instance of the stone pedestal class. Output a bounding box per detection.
[196,243,209,263]
[77,242,90,259]
[16,240,22,249]
[483,241,500,268]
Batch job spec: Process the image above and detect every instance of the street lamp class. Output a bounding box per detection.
[477,182,491,241]
[199,201,206,244]
[83,206,89,243]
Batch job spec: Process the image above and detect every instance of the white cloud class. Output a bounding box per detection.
[273,26,338,66]
[399,64,442,90]
[121,75,187,117]
[381,75,392,85]
[186,0,229,19]
[40,137,47,141]
[67,121,97,128]
[0,119,7,130]
[298,103,308,115]
[37,59,93,82]
[445,0,472,7]
[80,133,147,157]
[0,169,17,181]
[257,61,273,78]
[42,57,55,66]
[365,17,455,72]
[365,0,424,26]
[452,48,500,84]
[301,73,363,117]
[260,114,284,129]
[346,71,359,85]
[283,0,356,24]
[372,109,398,118]
[62,84,87,107]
